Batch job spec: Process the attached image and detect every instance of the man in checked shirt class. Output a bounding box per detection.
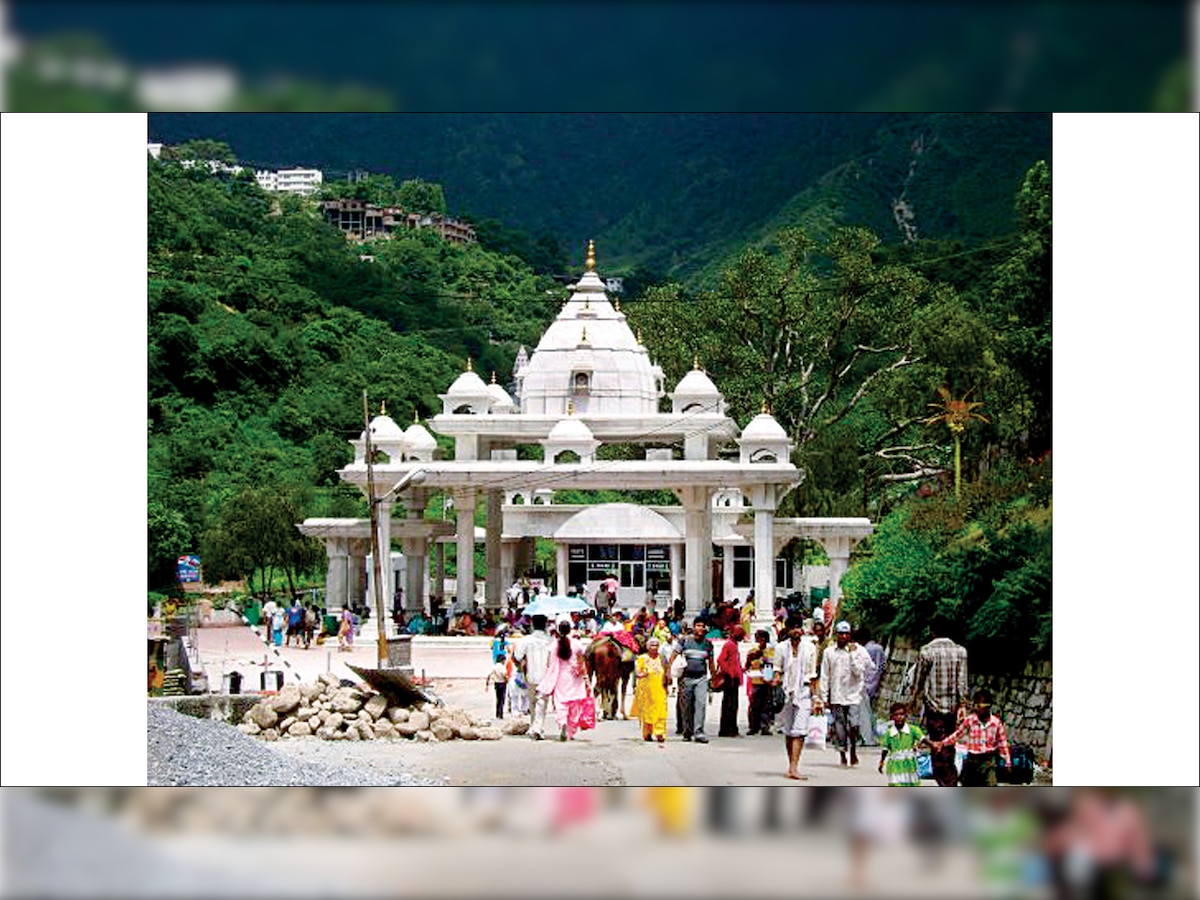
[932,688,1011,786]
[909,614,969,786]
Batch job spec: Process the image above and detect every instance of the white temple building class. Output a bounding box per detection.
[299,242,872,629]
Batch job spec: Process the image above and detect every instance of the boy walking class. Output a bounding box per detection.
[485,650,509,720]
[932,688,1011,786]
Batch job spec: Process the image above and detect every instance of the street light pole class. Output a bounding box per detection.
[362,390,427,669]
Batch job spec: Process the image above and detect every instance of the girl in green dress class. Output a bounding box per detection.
[878,702,932,786]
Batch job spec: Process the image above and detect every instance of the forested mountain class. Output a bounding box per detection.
[147,122,1051,666]
[148,113,1050,284]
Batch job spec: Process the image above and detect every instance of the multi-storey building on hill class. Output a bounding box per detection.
[320,199,476,246]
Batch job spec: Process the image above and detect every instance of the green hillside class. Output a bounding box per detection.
[146,127,1051,667]
[147,113,1050,284]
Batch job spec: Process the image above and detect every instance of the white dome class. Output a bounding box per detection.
[403,421,438,453]
[673,367,720,397]
[445,368,490,398]
[518,257,663,416]
[554,503,682,542]
[547,416,594,443]
[487,379,516,410]
[740,412,788,442]
[368,414,404,441]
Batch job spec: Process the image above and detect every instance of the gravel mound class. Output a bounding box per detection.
[147,704,441,786]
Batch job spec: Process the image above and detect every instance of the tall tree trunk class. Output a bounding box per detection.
[954,434,962,504]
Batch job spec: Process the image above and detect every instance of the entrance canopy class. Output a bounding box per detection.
[553,503,682,542]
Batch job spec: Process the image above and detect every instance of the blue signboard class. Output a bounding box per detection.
[177,555,201,583]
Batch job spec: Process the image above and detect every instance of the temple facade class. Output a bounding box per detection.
[300,242,872,629]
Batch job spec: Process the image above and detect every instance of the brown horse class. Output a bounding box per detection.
[586,636,635,720]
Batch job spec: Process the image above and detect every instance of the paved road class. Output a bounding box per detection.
[193,621,911,787]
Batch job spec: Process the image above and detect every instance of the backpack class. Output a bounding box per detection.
[999,742,1035,784]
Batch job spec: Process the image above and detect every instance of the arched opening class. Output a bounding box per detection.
[511,494,526,505]
[453,404,474,415]
[682,402,703,413]
[554,450,582,465]
[532,496,546,505]
[750,449,778,463]
[571,371,591,396]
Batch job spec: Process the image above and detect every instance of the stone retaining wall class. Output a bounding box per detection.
[871,639,1052,762]
[150,694,259,725]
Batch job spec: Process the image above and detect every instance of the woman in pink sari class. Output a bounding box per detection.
[538,619,591,741]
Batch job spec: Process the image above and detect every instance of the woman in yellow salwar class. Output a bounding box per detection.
[633,636,669,743]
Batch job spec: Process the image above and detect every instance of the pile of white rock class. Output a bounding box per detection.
[236,672,529,743]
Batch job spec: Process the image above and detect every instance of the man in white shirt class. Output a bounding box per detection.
[821,620,876,767]
[778,618,820,780]
[599,611,624,634]
[513,614,554,739]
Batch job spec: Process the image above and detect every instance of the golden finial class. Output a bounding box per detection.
[761,400,769,415]
[491,371,497,384]
[585,239,596,272]
[614,297,621,312]
[380,400,387,415]
[466,357,473,372]
[413,409,420,424]
[637,329,643,345]
[567,399,576,415]
[693,356,701,370]
[581,326,589,343]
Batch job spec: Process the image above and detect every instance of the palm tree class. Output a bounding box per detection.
[924,386,989,503]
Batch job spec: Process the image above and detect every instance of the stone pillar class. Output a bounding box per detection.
[500,540,516,599]
[347,539,369,609]
[750,485,778,634]
[453,489,477,613]
[670,543,683,610]
[376,500,393,615]
[679,486,713,618]
[824,535,852,624]
[555,543,569,596]
[402,537,425,615]
[325,538,348,611]
[485,490,503,610]
[435,541,446,607]
[722,543,735,603]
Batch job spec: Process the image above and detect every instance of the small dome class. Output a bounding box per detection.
[403,420,438,453]
[673,367,720,397]
[547,416,594,443]
[368,413,404,441]
[487,374,516,411]
[445,368,490,398]
[740,412,788,442]
[554,503,682,542]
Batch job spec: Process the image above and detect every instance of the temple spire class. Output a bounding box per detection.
[380,400,387,415]
[693,356,701,370]
[585,239,596,272]
[466,357,473,372]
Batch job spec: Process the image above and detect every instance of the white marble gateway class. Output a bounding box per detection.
[304,242,871,626]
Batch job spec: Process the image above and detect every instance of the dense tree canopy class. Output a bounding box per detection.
[147,154,556,590]
[146,143,1051,672]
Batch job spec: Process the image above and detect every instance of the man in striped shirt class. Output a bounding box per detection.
[933,688,1011,786]
[909,615,969,786]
